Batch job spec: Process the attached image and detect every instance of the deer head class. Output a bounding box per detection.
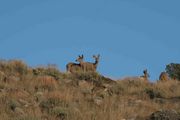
[93,54,100,65]
[140,69,150,82]
[76,55,84,63]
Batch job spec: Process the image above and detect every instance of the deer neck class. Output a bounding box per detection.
[79,61,84,65]
[94,60,98,67]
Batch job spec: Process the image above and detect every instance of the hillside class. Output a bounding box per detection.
[0,60,180,120]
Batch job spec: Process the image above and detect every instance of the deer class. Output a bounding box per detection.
[139,69,150,82]
[76,54,100,72]
[66,56,84,73]
[159,72,169,82]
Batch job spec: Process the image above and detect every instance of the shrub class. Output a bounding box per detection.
[144,88,164,99]
[72,72,115,87]
[49,107,68,119]
[35,76,57,91]
[39,91,69,114]
[8,99,20,111]
[166,63,180,80]
[33,65,61,80]
[0,60,28,76]
[74,72,101,81]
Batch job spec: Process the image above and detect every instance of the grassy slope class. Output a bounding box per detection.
[0,60,179,120]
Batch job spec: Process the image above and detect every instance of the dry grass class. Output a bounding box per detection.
[0,60,179,120]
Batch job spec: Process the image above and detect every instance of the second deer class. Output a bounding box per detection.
[76,54,100,72]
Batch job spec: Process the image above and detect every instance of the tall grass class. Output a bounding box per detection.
[0,60,179,120]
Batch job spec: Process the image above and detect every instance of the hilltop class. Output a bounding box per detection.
[0,60,179,120]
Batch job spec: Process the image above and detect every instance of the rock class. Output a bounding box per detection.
[148,109,180,120]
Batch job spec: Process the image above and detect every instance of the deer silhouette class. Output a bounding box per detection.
[66,56,83,73]
[76,54,100,72]
[140,69,150,81]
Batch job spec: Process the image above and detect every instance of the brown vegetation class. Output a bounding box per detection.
[0,60,179,120]
[159,72,169,82]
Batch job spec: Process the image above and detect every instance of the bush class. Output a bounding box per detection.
[33,65,61,80]
[8,99,20,111]
[40,98,60,112]
[49,107,68,119]
[0,60,28,76]
[39,92,68,113]
[144,88,164,99]
[166,63,180,80]
[72,72,103,86]
[72,72,115,87]
[74,72,101,81]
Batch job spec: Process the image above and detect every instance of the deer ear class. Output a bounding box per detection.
[98,54,100,58]
[93,55,95,58]
[82,55,84,58]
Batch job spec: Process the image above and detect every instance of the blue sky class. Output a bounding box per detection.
[0,0,180,80]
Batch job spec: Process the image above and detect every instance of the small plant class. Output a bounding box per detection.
[50,107,68,120]
[144,88,164,99]
[73,72,103,87]
[39,93,68,114]
[9,99,19,111]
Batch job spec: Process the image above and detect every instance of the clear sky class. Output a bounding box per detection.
[0,0,180,80]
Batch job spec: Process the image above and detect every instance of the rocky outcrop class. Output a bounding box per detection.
[147,109,180,120]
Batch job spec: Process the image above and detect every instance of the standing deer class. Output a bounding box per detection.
[66,56,84,73]
[159,72,169,81]
[139,69,150,81]
[76,54,100,72]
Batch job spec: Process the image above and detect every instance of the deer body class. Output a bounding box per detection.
[66,55,84,73]
[76,55,100,72]
[66,54,100,73]
[139,69,149,82]
[66,63,82,73]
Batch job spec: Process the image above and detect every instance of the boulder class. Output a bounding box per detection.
[148,109,180,120]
